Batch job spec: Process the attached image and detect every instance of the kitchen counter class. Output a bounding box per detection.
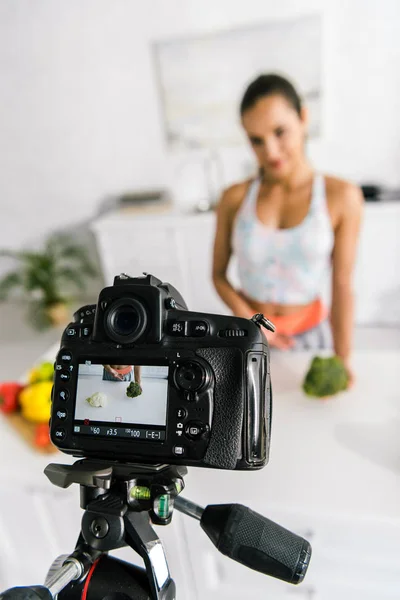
[1,350,399,598]
[183,349,400,518]
[2,349,398,511]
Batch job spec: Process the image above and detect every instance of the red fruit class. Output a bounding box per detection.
[35,422,51,447]
[0,382,24,414]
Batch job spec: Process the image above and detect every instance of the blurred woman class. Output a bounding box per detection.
[212,74,363,384]
[103,364,142,385]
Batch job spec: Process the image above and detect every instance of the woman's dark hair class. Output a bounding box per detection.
[240,73,302,116]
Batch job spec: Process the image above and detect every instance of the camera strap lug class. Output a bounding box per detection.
[251,313,276,333]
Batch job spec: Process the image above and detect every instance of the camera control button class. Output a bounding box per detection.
[176,408,187,419]
[185,421,208,440]
[80,326,92,338]
[187,321,208,337]
[173,445,186,457]
[61,351,73,363]
[53,427,66,441]
[65,327,78,338]
[167,321,186,336]
[175,362,206,392]
[59,370,71,382]
[56,408,68,421]
[58,389,70,402]
[183,391,196,402]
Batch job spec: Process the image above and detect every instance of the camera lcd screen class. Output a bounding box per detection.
[73,361,168,442]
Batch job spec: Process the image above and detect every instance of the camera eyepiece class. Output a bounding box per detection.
[105,298,147,344]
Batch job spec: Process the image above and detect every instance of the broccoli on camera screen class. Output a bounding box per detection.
[73,361,168,442]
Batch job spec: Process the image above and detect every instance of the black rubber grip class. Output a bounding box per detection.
[0,586,53,600]
[200,503,311,584]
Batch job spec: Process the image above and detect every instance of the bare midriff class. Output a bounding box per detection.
[238,290,310,316]
[238,291,327,336]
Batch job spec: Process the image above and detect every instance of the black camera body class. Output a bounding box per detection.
[50,274,272,470]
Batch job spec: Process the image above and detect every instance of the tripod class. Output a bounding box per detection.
[0,459,311,600]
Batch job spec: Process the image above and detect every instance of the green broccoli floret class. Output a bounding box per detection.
[126,382,142,398]
[302,355,349,398]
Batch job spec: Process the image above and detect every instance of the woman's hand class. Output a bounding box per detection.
[103,365,127,381]
[265,331,295,350]
[342,358,355,388]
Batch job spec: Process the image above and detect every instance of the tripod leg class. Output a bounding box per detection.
[124,512,176,600]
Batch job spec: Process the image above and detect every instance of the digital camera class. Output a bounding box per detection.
[50,273,272,470]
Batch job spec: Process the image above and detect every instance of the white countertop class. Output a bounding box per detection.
[183,350,400,521]
[1,350,399,521]
[1,349,400,600]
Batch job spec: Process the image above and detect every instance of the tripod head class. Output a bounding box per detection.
[45,459,186,600]
[0,459,312,600]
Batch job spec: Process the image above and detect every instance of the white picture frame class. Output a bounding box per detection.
[153,14,322,150]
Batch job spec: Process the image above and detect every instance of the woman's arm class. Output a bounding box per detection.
[212,184,294,350]
[134,365,141,386]
[103,364,123,380]
[330,183,364,382]
[212,185,255,319]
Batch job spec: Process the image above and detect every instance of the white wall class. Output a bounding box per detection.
[0,0,399,251]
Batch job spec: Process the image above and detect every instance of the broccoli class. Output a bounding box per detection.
[302,355,349,398]
[126,382,142,398]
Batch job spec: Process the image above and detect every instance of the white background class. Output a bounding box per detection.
[0,0,399,252]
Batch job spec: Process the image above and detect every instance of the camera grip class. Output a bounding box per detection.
[200,504,311,584]
[196,348,244,469]
[0,587,52,600]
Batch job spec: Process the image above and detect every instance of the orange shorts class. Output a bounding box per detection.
[113,366,133,376]
[268,298,328,336]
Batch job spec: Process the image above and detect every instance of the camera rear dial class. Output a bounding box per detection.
[174,361,209,393]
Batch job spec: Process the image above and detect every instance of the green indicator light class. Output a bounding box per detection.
[130,486,151,501]
[175,481,183,494]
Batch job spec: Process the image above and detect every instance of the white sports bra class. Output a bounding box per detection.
[232,174,334,305]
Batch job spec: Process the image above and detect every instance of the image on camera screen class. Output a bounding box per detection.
[73,361,168,441]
